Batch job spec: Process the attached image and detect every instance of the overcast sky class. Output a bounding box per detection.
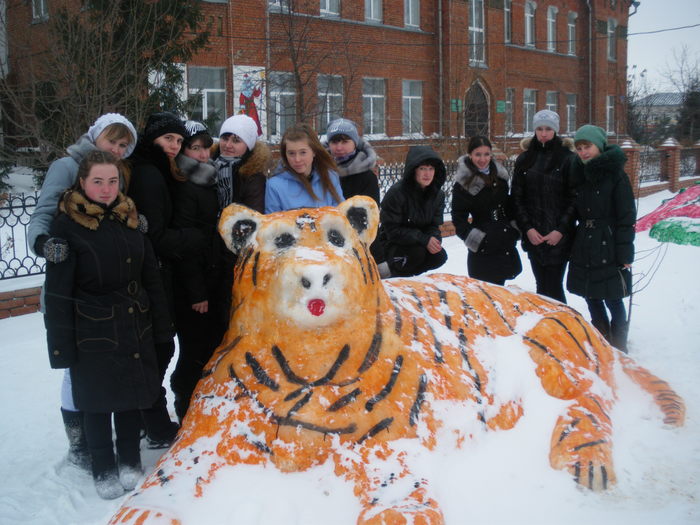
[626,0,700,92]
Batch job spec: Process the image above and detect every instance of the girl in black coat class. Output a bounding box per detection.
[379,145,448,277]
[451,136,521,285]
[127,112,205,447]
[44,151,172,499]
[512,110,575,302]
[169,123,227,422]
[567,125,636,352]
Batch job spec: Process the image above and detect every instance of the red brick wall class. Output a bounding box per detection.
[0,287,41,319]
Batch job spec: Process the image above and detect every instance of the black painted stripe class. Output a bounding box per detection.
[328,388,362,412]
[477,285,513,331]
[271,345,307,384]
[274,415,356,435]
[252,251,260,286]
[358,314,382,373]
[557,418,580,443]
[357,417,394,444]
[365,355,403,412]
[388,289,403,335]
[245,352,280,391]
[353,247,368,285]
[286,390,313,417]
[438,289,452,330]
[202,335,242,376]
[523,336,578,384]
[236,248,254,282]
[409,374,428,426]
[573,439,607,452]
[543,316,591,362]
[458,328,482,394]
[310,344,350,386]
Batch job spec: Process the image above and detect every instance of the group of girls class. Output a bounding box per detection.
[452,110,635,353]
[32,107,634,500]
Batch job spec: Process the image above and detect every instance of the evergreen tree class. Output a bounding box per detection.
[676,77,700,145]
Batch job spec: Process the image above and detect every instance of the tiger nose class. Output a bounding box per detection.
[301,273,332,289]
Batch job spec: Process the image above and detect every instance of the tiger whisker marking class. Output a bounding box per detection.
[328,388,362,412]
[357,417,394,444]
[245,352,280,391]
[286,391,313,418]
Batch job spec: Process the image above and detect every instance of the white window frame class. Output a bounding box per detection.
[504,0,512,44]
[607,19,617,61]
[525,1,537,48]
[566,93,577,133]
[268,72,297,138]
[546,91,558,113]
[268,0,290,13]
[567,13,577,56]
[547,6,558,53]
[402,79,423,135]
[365,0,382,23]
[469,0,486,66]
[405,0,419,28]
[606,94,615,133]
[32,0,48,21]
[505,87,515,135]
[317,74,344,131]
[187,66,226,133]
[320,0,340,17]
[362,77,386,136]
[523,88,537,133]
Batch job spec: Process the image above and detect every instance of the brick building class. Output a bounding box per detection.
[3,0,633,160]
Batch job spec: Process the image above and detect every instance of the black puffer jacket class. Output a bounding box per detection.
[566,145,636,300]
[44,191,172,413]
[512,136,576,265]
[451,155,521,284]
[379,146,446,255]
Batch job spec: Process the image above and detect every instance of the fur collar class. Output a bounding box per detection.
[455,154,509,196]
[59,190,139,231]
[211,140,272,178]
[519,136,575,151]
[175,155,217,186]
[333,141,378,177]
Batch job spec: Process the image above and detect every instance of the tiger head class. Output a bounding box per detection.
[218,196,382,332]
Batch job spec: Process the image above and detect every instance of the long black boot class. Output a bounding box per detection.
[591,319,611,344]
[115,410,143,491]
[141,389,179,449]
[60,408,91,471]
[611,319,630,353]
[84,412,124,500]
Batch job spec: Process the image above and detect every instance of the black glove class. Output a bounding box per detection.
[43,237,70,263]
[34,235,49,257]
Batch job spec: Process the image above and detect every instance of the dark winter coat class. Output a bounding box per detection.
[44,190,172,413]
[323,138,381,205]
[211,141,270,214]
[379,146,446,259]
[512,136,576,266]
[127,140,206,315]
[566,144,636,300]
[451,155,522,284]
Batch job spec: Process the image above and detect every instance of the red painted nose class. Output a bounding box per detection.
[307,299,325,316]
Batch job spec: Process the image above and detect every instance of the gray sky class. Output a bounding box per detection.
[626,0,700,91]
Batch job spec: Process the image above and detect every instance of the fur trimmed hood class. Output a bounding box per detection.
[519,136,575,151]
[175,154,217,187]
[59,190,139,231]
[455,154,509,196]
[211,140,272,178]
[322,139,378,178]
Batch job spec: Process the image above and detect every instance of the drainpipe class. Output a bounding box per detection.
[586,0,593,123]
[438,0,444,137]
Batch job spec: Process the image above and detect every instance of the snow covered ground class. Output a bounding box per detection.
[0,190,698,525]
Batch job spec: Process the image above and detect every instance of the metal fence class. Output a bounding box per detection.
[639,149,662,184]
[0,192,45,280]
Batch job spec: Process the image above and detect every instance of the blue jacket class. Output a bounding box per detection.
[265,168,344,213]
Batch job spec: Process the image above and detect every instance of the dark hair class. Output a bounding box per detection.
[328,133,352,143]
[279,122,342,203]
[73,150,122,191]
[467,135,492,154]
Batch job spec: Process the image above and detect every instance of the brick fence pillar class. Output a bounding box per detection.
[0,287,42,319]
[620,139,641,196]
[658,138,681,192]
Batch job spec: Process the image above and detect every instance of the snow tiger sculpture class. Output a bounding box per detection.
[110,196,685,525]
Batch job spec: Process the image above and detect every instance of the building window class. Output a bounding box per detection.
[504,0,512,44]
[567,13,577,56]
[268,0,290,12]
[469,0,486,66]
[320,0,340,17]
[606,95,615,133]
[402,80,423,135]
[362,78,385,135]
[505,87,515,135]
[566,93,577,133]
[405,0,419,28]
[365,0,382,23]
[317,74,344,131]
[607,19,617,61]
[268,72,296,138]
[525,2,536,48]
[547,6,558,53]
[523,88,537,133]
[546,91,558,113]
[187,66,226,134]
[32,0,49,21]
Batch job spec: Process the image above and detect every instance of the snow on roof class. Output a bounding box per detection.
[637,92,684,106]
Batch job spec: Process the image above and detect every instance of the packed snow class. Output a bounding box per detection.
[0,190,698,525]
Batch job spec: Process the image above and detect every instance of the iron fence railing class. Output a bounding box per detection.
[680,149,698,178]
[0,192,45,280]
[639,149,662,184]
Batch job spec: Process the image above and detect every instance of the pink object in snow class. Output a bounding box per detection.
[635,184,700,232]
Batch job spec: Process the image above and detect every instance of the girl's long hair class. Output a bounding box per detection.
[279,122,341,203]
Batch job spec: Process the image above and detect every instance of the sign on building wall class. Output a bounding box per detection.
[233,66,266,137]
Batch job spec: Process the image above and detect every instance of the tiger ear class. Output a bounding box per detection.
[337,195,379,245]
[218,204,263,254]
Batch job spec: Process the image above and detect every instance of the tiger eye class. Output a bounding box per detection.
[275,232,295,249]
[328,229,345,247]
